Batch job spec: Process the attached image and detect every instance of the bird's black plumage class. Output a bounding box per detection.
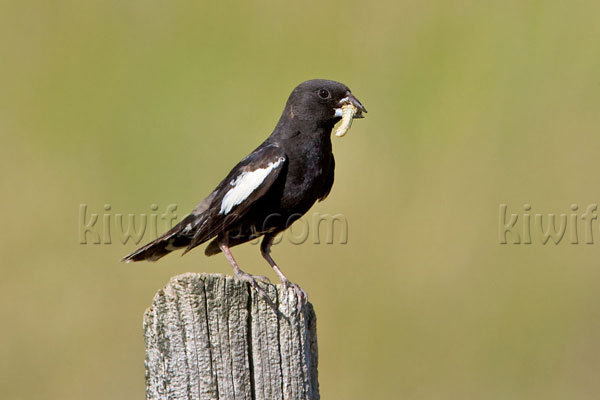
[122,79,366,300]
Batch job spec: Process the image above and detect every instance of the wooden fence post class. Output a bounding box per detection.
[143,273,319,400]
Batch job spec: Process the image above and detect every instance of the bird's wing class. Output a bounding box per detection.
[183,143,287,253]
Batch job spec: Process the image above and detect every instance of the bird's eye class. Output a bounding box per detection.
[317,89,330,99]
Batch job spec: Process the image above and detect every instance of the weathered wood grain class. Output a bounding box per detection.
[143,273,319,400]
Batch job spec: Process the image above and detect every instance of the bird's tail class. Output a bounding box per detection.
[121,214,197,263]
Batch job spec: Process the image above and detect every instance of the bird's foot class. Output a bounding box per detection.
[234,269,271,299]
[234,269,271,284]
[281,279,308,307]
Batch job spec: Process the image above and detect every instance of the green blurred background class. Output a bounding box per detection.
[2,1,600,399]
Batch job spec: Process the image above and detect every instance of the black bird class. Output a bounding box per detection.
[122,79,366,301]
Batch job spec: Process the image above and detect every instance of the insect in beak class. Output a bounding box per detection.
[334,93,367,137]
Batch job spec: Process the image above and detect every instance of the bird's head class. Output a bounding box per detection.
[282,79,366,135]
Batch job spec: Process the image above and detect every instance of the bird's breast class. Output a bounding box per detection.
[282,153,331,205]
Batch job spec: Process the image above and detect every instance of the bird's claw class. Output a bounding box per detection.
[282,279,308,307]
[234,270,272,300]
[234,270,270,284]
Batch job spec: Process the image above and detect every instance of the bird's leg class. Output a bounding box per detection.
[260,235,307,304]
[219,242,270,298]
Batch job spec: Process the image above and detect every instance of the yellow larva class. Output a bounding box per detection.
[335,103,357,137]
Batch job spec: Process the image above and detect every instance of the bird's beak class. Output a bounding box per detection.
[335,93,367,119]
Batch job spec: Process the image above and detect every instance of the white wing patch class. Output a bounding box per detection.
[219,157,285,215]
